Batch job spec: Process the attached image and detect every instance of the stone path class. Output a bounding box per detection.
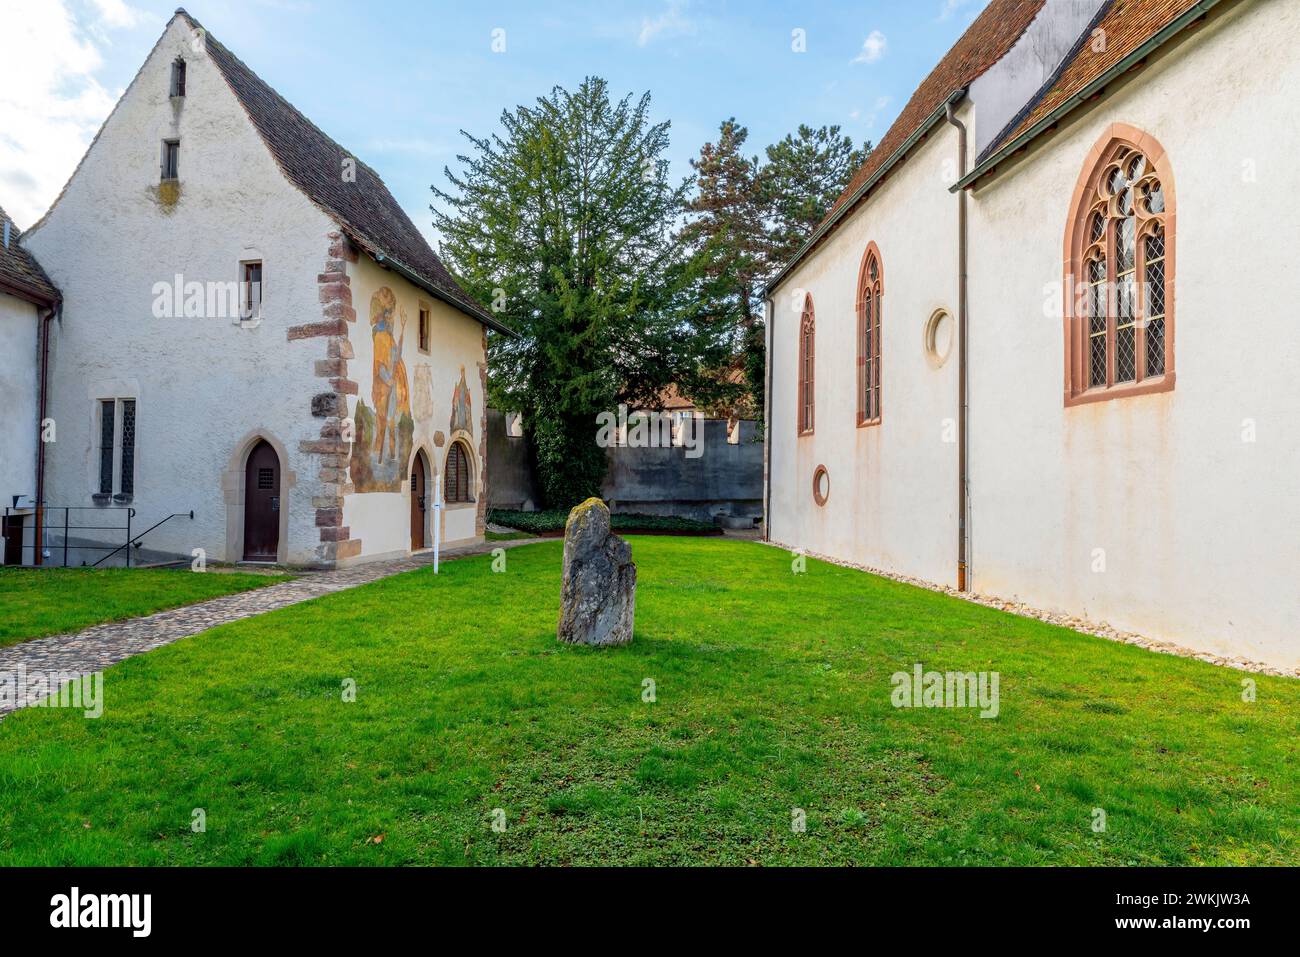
[0,537,543,717]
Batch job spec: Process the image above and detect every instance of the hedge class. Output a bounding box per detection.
[487,508,719,536]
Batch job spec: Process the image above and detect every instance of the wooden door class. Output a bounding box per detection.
[243,440,280,561]
[2,514,23,566]
[410,454,426,550]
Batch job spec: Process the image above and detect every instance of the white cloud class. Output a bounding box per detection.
[865,95,891,129]
[852,30,888,65]
[88,0,145,29]
[638,0,696,47]
[850,96,890,128]
[0,0,136,227]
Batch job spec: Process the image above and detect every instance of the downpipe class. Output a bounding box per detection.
[34,304,56,567]
[762,296,774,541]
[945,101,970,592]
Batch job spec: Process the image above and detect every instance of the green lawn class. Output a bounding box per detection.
[0,567,292,647]
[0,538,1294,865]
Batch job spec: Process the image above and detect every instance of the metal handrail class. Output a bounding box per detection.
[2,506,193,568]
[91,510,195,567]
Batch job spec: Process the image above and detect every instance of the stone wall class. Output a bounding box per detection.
[487,410,763,527]
[486,410,541,511]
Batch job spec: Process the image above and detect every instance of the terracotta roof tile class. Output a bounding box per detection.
[986,0,1200,155]
[0,205,59,304]
[823,0,1046,224]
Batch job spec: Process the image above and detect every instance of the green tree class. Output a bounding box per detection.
[680,119,767,420]
[760,124,870,267]
[432,77,728,507]
[681,122,871,420]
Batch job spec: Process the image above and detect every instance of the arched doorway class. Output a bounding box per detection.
[410,450,428,550]
[243,440,281,561]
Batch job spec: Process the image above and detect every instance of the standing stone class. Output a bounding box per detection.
[557,498,636,646]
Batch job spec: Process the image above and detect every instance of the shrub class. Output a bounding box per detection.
[488,507,718,536]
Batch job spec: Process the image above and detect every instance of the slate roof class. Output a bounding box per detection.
[0,206,59,305]
[982,0,1201,161]
[176,10,512,335]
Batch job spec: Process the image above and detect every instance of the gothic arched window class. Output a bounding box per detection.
[798,294,815,434]
[1065,126,1175,404]
[857,243,883,426]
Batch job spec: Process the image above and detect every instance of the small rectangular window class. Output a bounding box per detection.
[170,59,186,97]
[162,139,180,180]
[96,398,138,499]
[98,400,115,495]
[418,307,430,352]
[242,261,262,318]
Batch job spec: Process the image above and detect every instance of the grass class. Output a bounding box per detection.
[0,538,1294,866]
[488,507,718,536]
[0,567,292,648]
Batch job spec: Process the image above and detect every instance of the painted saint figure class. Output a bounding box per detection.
[369,287,411,463]
[449,364,472,436]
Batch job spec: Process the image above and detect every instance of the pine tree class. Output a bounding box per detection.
[681,121,871,421]
[680,119,768,420]
[760,124,871,268]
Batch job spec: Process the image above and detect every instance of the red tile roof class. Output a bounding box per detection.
[771,0,1045,288]
[824,0,1046,222]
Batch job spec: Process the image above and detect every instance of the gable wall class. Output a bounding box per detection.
[968,0,1106,155]
[23,17,340,564]
[965,0,1300,668]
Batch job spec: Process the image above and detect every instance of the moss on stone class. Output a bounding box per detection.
[153,180,182,212]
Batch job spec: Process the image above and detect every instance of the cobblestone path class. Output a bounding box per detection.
[0,538,541,717]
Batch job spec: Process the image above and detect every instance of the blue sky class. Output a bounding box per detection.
[0,0,990,236]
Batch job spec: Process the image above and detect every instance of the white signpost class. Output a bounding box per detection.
[432,473,443,573]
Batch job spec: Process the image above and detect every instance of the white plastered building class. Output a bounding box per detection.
[764,0,1299,671]
[17,9,511,568]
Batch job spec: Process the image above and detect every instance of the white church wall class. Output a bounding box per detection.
[965,0,1300,669]
[24,16,338,565]
[768,118,963,588]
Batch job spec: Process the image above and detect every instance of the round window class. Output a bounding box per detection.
[812,464,829,506]
[924,310,954,368]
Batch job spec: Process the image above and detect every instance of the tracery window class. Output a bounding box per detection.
[1066,128,1174,404]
